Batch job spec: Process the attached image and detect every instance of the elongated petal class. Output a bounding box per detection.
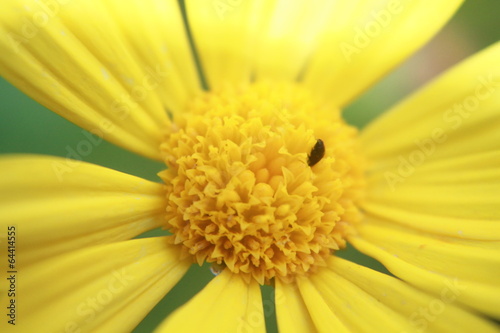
[361,153,500,239]
[347,41,500,321]
[302,268,409,332]
[186,0,266,87]
[359,42,500,240]
[0,155,166,266]
[187,0,338,85]
[326,256,499,332]
[275,279,316,333]
[102,0,201,115]
[0,236,190,332]
[362,41,500,164]
[303,0,464,107]
[276,257,500,332]
[350,218,500,319]
[156,270,265,333]
[295,277,350,332]
[0,0,199,159]
[251,0,333,82]
[277,257,499,332]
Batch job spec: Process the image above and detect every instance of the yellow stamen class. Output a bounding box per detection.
[159,82,365,284]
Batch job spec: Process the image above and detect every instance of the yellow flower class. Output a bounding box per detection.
[0,0,499,332]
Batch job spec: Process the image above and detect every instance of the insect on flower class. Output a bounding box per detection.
[307,139,325,167]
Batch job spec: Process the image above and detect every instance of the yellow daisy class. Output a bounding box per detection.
[0,0,499,332]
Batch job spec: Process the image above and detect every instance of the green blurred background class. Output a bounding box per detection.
[0,1,499,332]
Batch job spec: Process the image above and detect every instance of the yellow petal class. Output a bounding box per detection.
[185,0,266,88]
[303,0,464,107]
[0,155,166,266]
[156,270,265,333]
[102,0,201,114]
[362,41,500,163]
[251,0,333,82]
[362,151,500,239]
[276,256,500,332]
[306,266,411,332]
[349,219,500,319]
[187,0,336,85]
[361,153,500,239]
[327,256,500,333]
[0,0,199,160]
[275,279,315,333]
[360,42,500,240]
[295,277,350,332]
[1,236,190,332]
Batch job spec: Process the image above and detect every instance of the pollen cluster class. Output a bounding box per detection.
[159,82,365,284]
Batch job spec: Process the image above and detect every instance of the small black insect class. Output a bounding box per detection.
[308,139,325,167]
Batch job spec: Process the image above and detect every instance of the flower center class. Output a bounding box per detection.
[159,82,365,284]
